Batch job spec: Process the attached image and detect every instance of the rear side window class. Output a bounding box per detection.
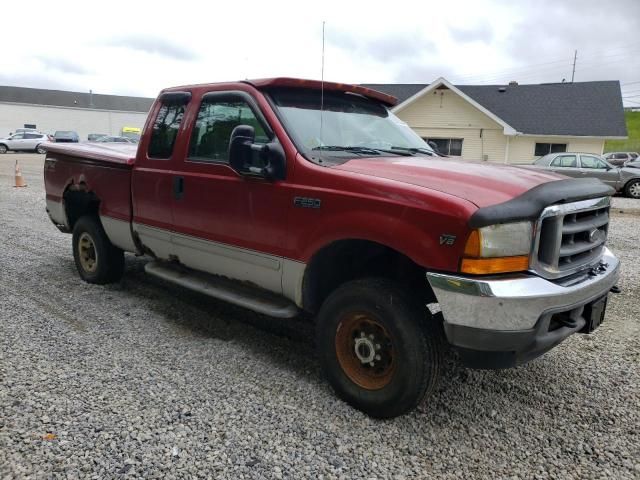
[148,101,186,159]
[550,155,577,167]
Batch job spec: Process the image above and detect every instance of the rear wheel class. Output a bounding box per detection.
[624,179,640,199]
[0,144,7,154]
[35,144,47,154]
[72,215,124,284]
[316,278,442,418]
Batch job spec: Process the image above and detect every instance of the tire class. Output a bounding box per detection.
[72,215,124,284]
[316,278,442,418]
[0,144,7,154]
[35,144,47,154]
[624,179,640,199]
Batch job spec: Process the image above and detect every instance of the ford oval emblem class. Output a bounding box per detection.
[588,228,605,243]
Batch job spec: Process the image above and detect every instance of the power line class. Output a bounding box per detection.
[452,43,640,85]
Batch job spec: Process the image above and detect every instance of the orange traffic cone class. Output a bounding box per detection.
[14,160,27,188]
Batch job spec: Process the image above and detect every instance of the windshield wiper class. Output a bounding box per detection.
[312,145,415,156]
[312,145,381,155]
[391,146,435,156]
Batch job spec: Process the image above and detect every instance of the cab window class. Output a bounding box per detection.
[581,155,607,169]
[188,95,268,163]
[148,101,186,159]
[550,155,577,167]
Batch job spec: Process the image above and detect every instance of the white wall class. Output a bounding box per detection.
[395,88,608,164]
[508,136,605,163]
[395,89,507,162]
[0,102,149,141]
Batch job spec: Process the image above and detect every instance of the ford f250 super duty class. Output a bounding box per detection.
[44,78,620,418]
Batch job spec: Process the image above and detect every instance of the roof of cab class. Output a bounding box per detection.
[162,78,398,106]
[246,78,398,106]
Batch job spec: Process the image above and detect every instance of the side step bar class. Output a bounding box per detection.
[144,261,300,318]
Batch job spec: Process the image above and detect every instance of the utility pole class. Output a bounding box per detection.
[571,50,577,83]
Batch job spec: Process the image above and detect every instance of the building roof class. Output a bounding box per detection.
[0,85,154,113]
[362,80,627,138]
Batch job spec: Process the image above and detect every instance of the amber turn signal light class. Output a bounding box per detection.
[460,255,530,275]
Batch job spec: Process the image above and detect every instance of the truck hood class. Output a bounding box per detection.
[333,157,564,208]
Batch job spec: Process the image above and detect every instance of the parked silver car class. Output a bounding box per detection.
[0,132,51,154]
[529,152,640,199]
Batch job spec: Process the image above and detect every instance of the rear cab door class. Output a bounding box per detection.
[548,153,581,177]
[131,91,191,260]
[23,133,42,149]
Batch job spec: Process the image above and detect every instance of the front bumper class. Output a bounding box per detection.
[427,247,620,369]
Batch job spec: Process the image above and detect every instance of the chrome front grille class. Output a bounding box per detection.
[531,197,610,279]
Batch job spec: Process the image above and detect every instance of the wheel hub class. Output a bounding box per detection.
[78,232,98,273]
[354,332,381,366]
[335,313,395,390]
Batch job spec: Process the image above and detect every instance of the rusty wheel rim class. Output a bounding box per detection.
[335,312,395,390]
[78,232,98,273]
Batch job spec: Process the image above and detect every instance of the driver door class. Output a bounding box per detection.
[579,154,620,188]
[169,90,292,295]
[6,133,27,150]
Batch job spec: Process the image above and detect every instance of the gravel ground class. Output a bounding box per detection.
[1,154,639,479]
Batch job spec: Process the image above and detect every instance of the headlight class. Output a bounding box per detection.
[461,221,533,274]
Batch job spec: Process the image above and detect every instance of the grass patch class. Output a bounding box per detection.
[605,111,640,153]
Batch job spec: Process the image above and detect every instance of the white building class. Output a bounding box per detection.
[363,78,628,163]
[0,86,154,141]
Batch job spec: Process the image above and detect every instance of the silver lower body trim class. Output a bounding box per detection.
[145,261,299,318]
[427,247,619,330]
[101,216,138,253]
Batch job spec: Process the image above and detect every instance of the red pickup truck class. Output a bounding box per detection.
[44,78,620,418]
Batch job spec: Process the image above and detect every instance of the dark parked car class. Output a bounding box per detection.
[529,152,640,198]
[54,131,80,143]
[603,151,639,166]
[88,133,108,141]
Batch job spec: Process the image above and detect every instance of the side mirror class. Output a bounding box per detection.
[228,125,285,181]
[228,125,255,173]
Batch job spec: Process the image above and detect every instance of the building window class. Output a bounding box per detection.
[424,138,463,156]
[535,143,567,157]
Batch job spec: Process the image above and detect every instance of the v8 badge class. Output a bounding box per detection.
[439,234,457,246]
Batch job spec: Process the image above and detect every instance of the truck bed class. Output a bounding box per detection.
[44,142,138,166]
[43,142,137,233]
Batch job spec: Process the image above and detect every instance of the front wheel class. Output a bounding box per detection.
[624,179,640,199]
[316,278,442,418]
[0,144,7,154]
[72,215,124,284]
[36,144,47,154]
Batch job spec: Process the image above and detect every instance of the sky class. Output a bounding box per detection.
[1,0,639,106]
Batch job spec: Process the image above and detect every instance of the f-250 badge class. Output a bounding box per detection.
[293,197,322,209]
[439,234,456,246]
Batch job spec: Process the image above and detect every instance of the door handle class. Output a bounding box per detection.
[173,176,184,200]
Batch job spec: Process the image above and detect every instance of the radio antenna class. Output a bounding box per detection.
[320,20,325,146]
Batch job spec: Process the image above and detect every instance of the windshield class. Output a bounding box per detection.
[268,88,434,163]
